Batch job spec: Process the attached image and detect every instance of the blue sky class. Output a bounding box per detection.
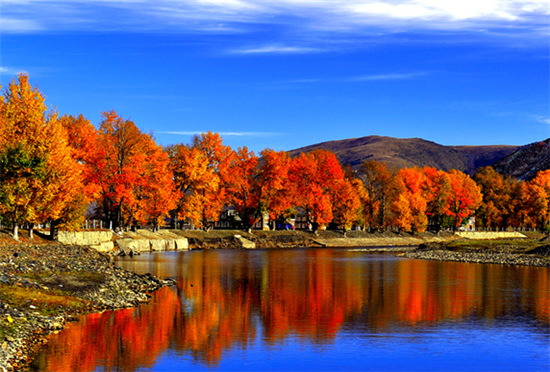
[1,1,549,153]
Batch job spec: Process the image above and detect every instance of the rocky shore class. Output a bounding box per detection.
[0,243,175,371]
[402,241,550,267]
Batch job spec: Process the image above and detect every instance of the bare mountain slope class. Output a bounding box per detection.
[288,135,519,174]
[492,138,550,180]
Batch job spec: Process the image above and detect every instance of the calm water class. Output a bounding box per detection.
[30,248,549,372]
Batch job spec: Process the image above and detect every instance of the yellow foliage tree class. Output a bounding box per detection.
[0,74,84,240]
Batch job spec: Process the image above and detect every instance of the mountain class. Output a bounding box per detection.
[492,138,550,180]
[288,135,519,175]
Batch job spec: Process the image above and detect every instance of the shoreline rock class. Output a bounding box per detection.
[401,250,550,267]
[0,243,174,371]
[401,241,550,267]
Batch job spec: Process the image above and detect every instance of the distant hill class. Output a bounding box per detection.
[492,138,550,180]
[288,135,519,175]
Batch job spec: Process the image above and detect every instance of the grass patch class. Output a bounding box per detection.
[0,284,91,316]
[20,271,105,284]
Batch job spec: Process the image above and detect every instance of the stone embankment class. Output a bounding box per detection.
[0,243,175,371]
[57,230,115,252]
[115,230,189,255]
[54,229,190,256]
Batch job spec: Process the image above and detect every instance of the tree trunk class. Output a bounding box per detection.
[29,223,34,240]
[13,223,19,241]
[50,221,59,241]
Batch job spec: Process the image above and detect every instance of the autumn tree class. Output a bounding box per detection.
[524,170,550,231]
[422,167,451,232]
[136,138,178,231]
[52,114,102,236]
[88,111,175,230]
[289,153,328,231]
[348,175,370,231]
[474,166,515,229]
[167,144,219,229]
[358,160,396,231]
[191,132,234,231]
[288,150,345,231]
[332,179,362,233]
[444,169,483,229]
[226,147,259,231]
[256,149,292,229]
[0,74,84,240]
[391,167,428,233]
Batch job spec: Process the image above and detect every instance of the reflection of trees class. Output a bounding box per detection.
[36,251,549,371]
[33,287,181,372]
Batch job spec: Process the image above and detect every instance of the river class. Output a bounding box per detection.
[29,248,549,371]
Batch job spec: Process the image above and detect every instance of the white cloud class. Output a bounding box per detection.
[2,0,548,35]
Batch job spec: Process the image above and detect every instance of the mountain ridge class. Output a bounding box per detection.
[288,135,520,175]
[492,138,550,180]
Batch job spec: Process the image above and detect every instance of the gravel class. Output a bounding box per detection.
[0,243,175,371]
[402,246,550,267]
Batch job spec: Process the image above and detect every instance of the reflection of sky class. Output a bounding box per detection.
[147,325,549,372]
[34,250,550,371]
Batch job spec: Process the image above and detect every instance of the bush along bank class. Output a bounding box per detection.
[401,241,550,267]
[0,243,175,371]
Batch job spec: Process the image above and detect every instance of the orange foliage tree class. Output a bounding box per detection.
[524,170,550,231]
[422,167,451,232]
[256,149,292,229]
[444,169,483,229]
[332,179,362,232]
[474,166,515,229]
[88,111,175,229]
[358,160,395,230]
[226,147,259,231]
[167,144,219,229]
[191,132,234,231]
[288,150,345,231]
[137,138,178,230]
[391,167,428,233]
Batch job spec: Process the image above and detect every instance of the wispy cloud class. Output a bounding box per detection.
[2,0,548,38]
[0,66,27,76]
[267,72,427,87]
[158,131,281,137]
[533,115,550,125]
[231,45,323,54]
[347,72,428,81]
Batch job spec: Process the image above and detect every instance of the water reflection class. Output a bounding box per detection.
[31,249,549,371]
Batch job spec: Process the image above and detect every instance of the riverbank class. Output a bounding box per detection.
[401,238,550,267]
[172,229,462,249]
[0,229,548,370]
[0,239,174,371]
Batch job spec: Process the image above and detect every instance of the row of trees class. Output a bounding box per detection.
[1,74,549,240]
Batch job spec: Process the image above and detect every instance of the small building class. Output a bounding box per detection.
[252,211,270,230]
[294,213,311,231]
[217,207,239,229]
[459,217,476,231]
